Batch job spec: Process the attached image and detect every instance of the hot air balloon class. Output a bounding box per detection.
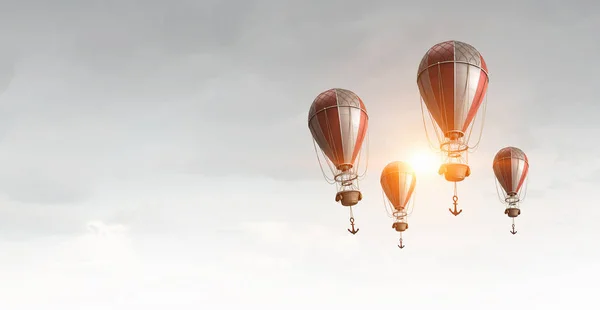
[381,161,416,249]
[492,146,529,235]
[417,40,489,216]
[308,88,369,234]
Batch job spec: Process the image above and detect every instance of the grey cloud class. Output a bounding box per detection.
[0,0,596,207]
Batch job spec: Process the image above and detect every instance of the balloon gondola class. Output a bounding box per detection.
[492,146,529,235]
[308,88,369,234]
[417,40,490,215]
[380,161,417,249]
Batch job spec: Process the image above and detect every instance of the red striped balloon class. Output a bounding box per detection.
[492,147,529,196]
[308,88,368,171]
[417,40,489,139]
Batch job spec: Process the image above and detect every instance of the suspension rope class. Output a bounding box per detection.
[453,182,459,204]
[312,139,336,184]
[420,97,443,151]
[382,190,396,218]
[493,176,507,204]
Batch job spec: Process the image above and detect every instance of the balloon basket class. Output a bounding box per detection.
[392,222,408,232]
[335,190,362,206]
[439,163,471,182]
[505,207,521,218]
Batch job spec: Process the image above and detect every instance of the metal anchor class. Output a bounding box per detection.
[449,194,462,216]
[347,217,359,235]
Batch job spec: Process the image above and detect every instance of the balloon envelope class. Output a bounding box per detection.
[493,147,529,196]
[417,40,489,138]
[380,161,416,210]
[308,88,368,171]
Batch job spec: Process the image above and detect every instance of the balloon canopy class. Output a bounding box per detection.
[380,161,417,211]
[493,147,529,197]
[308,88,369,172]
[417,40,489,141]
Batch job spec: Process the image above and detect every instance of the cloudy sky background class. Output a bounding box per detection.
[0,0,599,309]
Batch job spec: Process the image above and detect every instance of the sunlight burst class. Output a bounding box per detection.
[407,150,440,176]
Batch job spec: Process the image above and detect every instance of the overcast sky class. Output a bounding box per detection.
[0,0,599,309]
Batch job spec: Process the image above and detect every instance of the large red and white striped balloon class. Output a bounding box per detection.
[308,88,368,171]
[492,147,529,196]
[417,40,489,138]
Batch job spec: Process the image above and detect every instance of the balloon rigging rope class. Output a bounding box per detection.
[420,96,443,152]
[382,190,395,218]
[312,139,336,184]
[494,176,507,203]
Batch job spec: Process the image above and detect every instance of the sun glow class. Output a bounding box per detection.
[407,150,440,176]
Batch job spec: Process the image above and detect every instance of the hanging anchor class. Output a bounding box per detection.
[347,206,359,235]
[449,195,462,216]
[510,218,517,235]
[347,217,359,235]
[397,235,405,249]
[449,183,462,216]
